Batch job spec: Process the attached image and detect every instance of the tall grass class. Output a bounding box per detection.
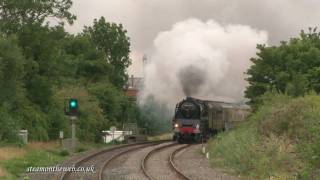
[0,141,65,179]
[0,141,109,179]
[2,150,65,178]
[209,94,320,179]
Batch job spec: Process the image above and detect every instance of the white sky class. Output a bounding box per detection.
[65,0,320,77]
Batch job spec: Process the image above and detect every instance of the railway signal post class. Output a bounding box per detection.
[66,98,79,153]
[70,116,77,152]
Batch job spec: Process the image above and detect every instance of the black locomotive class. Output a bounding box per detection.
[172,97,250,143]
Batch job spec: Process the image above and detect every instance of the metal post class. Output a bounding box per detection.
[59,131,64,147]
[70,116,77,153]
[122,105,126,132]
[112,131,114,144]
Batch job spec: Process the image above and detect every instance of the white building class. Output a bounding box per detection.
[102,130,132,143]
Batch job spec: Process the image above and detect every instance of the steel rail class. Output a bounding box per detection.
[169,144,192,180]
[60,140,169,180]
[98,141,166,180]
[141,142,180,180]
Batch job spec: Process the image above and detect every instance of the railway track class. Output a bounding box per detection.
[141,142,193,180]
[60,140,168,180]
[169,144,192,180]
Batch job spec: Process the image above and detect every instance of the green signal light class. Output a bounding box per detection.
[70,101,77,108]
[69,99,78,109]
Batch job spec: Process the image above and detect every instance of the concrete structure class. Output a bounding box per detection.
[102,130,132,143]
[18,130,28,144]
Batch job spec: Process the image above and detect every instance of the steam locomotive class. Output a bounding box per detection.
[172,97,250,143]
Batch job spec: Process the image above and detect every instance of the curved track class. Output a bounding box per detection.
[169,144,192,180]
[60,141,168,180]
[141,143,193,180]
[98,141,165,180]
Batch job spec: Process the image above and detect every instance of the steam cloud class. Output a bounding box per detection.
[69,1,320,78]
[140,18,268,106]
[178,65,207,96]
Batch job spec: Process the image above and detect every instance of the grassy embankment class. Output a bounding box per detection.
[0,141,107,180]
[208,94,320,179]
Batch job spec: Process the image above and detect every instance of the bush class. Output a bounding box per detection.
[209,122,258,175]
[59,149,70,156]
[107,139,123,145]
[56,86,105,142]
[18,104,49,141]
[75,143,88,152]
[209,94,320,179]
[0,107,20,143]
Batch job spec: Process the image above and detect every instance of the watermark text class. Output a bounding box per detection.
[26,165,95,173]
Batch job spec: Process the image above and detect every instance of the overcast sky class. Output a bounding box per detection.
[65,0,320,77]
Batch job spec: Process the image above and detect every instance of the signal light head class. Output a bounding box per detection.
[67,98,78,116]
[69,99,78,109]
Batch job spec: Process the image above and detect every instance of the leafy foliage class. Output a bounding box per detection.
[0,35,25,105]
[209,94,320,179]
[0,107,20,143]
[56,87,105,142]
[246,28,320,106]
[89,83,127,123]
[0,0,76,33]
[0,36,25,142]
[84,17,131,88]
[0,1,135,143]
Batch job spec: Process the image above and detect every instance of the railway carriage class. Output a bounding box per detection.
[172,97,250,143]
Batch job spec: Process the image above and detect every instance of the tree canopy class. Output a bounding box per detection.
[84,17,131,88]
[0,0,137,142]
[0,0,76,34]
[246,28,320,106]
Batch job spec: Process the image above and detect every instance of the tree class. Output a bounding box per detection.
[0,36,25,142]
[0,2,136,142]
[246,28,320,105]
[89,83,128,125]
[0,0,76,34]
[0,35,25,110]
[84,17,131,88]
[0,107,19,142]
[64,34,112,84]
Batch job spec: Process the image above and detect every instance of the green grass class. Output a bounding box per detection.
[75,141,107,152]
[0,174,15,180]
[148,133,173,141]
[0,141,109,180]
[208,94,320,179]
[1,149,65,179]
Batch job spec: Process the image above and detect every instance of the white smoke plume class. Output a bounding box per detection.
[68,1,320,78]
[140,18,268,107]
